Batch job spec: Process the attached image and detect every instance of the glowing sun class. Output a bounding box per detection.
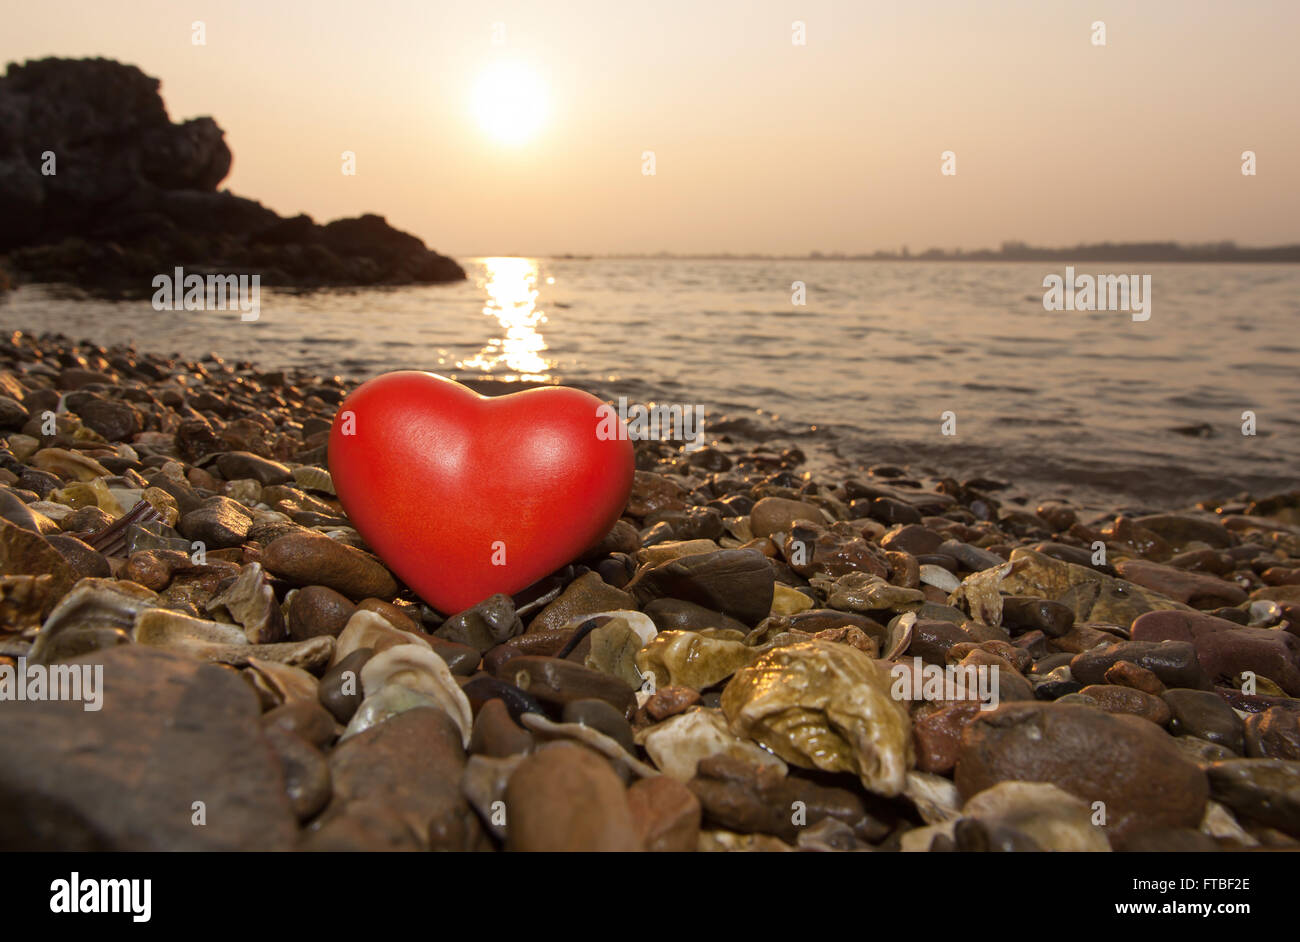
[472,62,548,145]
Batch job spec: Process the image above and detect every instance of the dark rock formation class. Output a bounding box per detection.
[0,57,464,291]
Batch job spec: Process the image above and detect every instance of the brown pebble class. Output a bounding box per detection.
[645,685,702,721]
[498,656,636,713]
[262,699,338,749]
[318,648,373,723]
[1076,684,1172,726]
[1104,659,1167,695]
[504,743,641,852]
[357,598,421,633]
[262,532,397,601]
[627,774,701,852]
[1245,707,1300,760]
[468,698,535,757]
[288,585,357,640]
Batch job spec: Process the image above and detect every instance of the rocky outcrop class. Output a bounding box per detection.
[0,58,464,291]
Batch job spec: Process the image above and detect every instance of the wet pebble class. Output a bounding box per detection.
[504,742,640,851]
[499,655,637,712]
[262,532,398,601]
[288,584,357,640]
[177,496,252,549]
[955,701,1208,845]
[627,773,701,852]
[689,754,882,844]
[1206,758,1300,835]
[1163,689,1245,753]
[317,647,373,723]
[1133,609,1300,696]
[436,592,524,653]
[1075,684,1172,726]
[213,451,293,485]
[627,548,775,626]
[749,496,825,537]
[562,698,636,753]
[468,697,535,757]
[1245,707,1300,760]
[527,571,633,634]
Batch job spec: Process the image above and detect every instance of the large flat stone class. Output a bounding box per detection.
[0,645,298,850]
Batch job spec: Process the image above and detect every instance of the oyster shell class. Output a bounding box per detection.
[31,447,110,482]
[462,753,526,840]
[133,608,334,671]
[340,683,445,741]
[134,607,248,647]
[49,479,123,516]
[720,640,913,795]
[29,577,157,664]
[901,781,1111,853]
[919,564,961,593]
[995,548,1192,624]
[635,707,788,782]
[293,466,336,495]
[904,770,962,824]
[331,609,431,665]
[358,643,472,746]
[813,571,925,613]
[948,558,1018,625]
[583,615,651,689]
[635,628,759,690]
[205,562,286,643]
[243,655,318,706]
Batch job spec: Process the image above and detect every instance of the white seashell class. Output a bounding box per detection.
[28,501,74,523]
[462,754,526,839]
[331,610,431,666]
[107,488,144,512]
[205,562,284,643]
[919,564,961,593]
[243,656,318,705]
[29,577,158,663]
[133,608,333,670]
[293,466,336,495]
[962,782,1111,852]
[359,644,472,747]
[134,608,248,647]
[1248,600,1282,627]
[948,559,1018,625]
[582,610,658,646]
[636,707,788,782]
[904,770,962,824]
[902,781,1111,852]
[340,684,444,742]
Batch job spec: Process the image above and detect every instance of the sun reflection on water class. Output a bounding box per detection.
[457,257,552,381]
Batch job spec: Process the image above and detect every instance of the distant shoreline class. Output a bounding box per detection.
[530,242,1300,264]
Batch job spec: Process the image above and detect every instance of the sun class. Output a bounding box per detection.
[472,61,547,145]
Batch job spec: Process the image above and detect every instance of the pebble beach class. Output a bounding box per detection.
[3,329,1300,852]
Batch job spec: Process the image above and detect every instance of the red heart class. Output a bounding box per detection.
[328,371,634,614]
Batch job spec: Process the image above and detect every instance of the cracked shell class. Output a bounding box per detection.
[721,639,913,795]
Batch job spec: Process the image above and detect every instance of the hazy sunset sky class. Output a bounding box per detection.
[4,0,1298,256]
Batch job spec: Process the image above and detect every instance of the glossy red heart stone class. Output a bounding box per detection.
[328,371,634,614]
